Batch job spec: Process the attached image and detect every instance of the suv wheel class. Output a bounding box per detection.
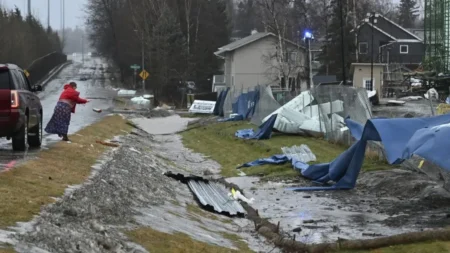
[29,113,42,148]
[12,115,29,151]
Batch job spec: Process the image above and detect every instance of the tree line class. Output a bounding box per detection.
[86,0,230,100]
[0,6,62,69]
[86,0,421,96]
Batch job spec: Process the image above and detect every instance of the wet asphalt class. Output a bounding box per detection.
[0,55,119,170]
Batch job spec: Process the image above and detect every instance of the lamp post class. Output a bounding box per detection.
[134,29,145,93]
[365,12,378,91]
[304,30,314,89]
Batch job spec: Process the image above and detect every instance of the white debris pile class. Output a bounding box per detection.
[410,78,422,87]
[399,96,423,101]
[117,89,137,97]
[424,88,439,100]
[281,144,316,163]
[261,90,351,135]
[131,96,151,106]
[367,90,377,99]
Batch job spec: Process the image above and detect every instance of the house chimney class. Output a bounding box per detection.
[251,29,258,35]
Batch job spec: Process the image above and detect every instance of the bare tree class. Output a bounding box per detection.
[257,0,307,90]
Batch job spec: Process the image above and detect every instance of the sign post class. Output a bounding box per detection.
[139,69,149,92]
[130,64,140,89]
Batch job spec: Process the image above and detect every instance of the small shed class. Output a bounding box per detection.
[350,63,386,96]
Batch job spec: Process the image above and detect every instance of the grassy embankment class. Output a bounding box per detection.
[181,120,390,179]
[181,119,450,253]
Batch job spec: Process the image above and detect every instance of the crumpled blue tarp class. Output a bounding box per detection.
[237,154,290,169]
[213,88,229,117]
[239,114,450,191]
[235,114,277,140]
[218,114,244,122]
[228,88,261,121]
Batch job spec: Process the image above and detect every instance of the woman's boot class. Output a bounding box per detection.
[62,134,70,142]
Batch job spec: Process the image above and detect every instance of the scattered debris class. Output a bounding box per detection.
[362,233,383,237]
[424,88,439,100]
[281,144,316,163]
[95,140,120,147]
[386,100,406,106]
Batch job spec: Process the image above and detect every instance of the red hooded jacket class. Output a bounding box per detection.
[59,84,88,113]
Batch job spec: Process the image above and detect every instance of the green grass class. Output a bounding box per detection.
[181,121,391,179]
[340,241,450,253]
[127,228,254,253]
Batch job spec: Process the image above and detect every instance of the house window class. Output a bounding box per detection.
[288,77,296,91]
[290,52,297,63]
[400,45,409,54]
[359,42,368,54]
[364,79,374,91]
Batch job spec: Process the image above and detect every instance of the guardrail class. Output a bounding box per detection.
[27,51,67,86]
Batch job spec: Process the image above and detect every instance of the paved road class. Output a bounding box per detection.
[0,55,120,169]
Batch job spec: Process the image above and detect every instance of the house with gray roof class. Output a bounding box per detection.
[352,13,424,68]
[214,31,309,91]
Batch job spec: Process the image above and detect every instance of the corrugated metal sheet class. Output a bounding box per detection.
[164,172,246,216]
[187,180,246,216]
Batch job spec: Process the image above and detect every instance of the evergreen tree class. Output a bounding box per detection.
[319,0,354,79]
[398,0,419,28]
[235,0,263,37]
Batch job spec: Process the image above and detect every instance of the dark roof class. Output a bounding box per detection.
[313,75,337,85]
[351,13,422,42]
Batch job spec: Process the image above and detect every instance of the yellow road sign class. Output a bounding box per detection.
[24,70,30,77]
[139,69,149,80]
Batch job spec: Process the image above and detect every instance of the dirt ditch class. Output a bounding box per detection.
[2,126,274,253]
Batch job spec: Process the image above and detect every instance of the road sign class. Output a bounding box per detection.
[139,69,149,80]
[130,64,140,70]
[24,70,30,77]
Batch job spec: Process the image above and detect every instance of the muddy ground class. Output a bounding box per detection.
[227,166,450,244]
[0,114,276,253]
[1,107,450,252]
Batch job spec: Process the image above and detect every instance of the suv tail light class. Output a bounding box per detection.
[11,90,19,108]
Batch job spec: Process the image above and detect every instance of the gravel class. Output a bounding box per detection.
[7,125,274,253]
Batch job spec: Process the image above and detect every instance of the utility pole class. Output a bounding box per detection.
[366,12,378,91]
[47,0,50,30]
[352,0,358,62]
[338,0,347,84]
[81,32,85,65]
[304,31,314,89]
[27,0,31,17]
[141,31,145,93]
[62,0,65,43]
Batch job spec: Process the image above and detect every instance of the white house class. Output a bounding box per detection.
[214,31,309,91]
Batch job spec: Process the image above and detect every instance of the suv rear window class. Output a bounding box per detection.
[0,69,10,89]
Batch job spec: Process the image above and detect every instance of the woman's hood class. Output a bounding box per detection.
[63,84,72,89]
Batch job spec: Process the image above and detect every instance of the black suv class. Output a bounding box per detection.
[0,64,43,151]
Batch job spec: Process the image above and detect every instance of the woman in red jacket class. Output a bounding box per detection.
[45,82,89,141]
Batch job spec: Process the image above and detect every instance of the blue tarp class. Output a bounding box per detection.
[213,88,229,117]
[237,154,290,168]
[229,88,260,120]
[239,114,450,191]
[235,114,277,140]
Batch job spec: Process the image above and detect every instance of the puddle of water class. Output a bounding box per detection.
[226,176,416,244]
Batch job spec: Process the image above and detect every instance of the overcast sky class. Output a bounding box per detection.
[0,0,421,30]
[0,0,87,29]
